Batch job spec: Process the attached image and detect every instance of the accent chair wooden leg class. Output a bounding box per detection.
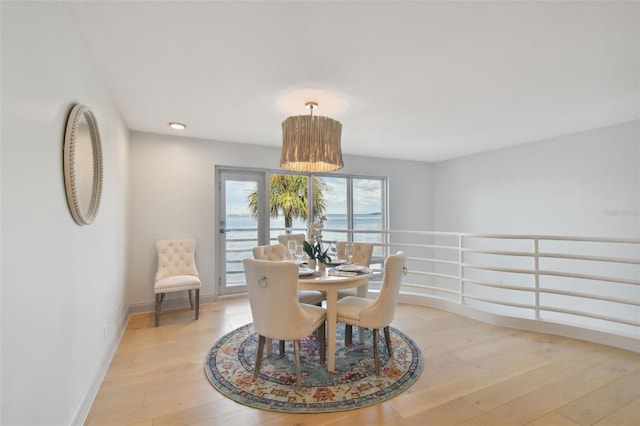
[279,340,285,355]
[383,326,392,357]
[253,335,266,382]
[373,328,381,376]
[294,340,302,391]
[345,324,353,346]
[188,290,194,309]
[319,322,326,365]
[155,293,162,327]
[195,289,200,320]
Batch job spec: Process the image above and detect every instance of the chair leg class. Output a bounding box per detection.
[383,326,393,357]
[194,289,200,320]
[188,290,194,309]
[253,335,266,382]
[279,340,285,355]
[294,340,302,391]
[373,328,381,376]
[155,293,162,327]
[318,322,326,365]
[345,324,353,347]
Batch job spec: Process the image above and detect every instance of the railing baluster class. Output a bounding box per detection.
[459,233,464,305]
[534,237,540,320]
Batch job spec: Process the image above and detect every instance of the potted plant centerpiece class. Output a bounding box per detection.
[303,216,332,271]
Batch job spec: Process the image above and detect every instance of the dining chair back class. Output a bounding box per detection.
[252,244,324,306]
[277,233,306,260]
[277,233,306,246]
[336,241,373,266]
[252,243,286,261]
[335,241,374,299]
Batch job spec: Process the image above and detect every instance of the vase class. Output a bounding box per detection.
[318,262,326,273]
[308,259,316,270]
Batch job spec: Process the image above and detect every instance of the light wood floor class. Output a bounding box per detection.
[85,296,640,425]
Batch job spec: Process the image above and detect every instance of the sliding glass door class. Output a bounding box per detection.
[216,167,387,295]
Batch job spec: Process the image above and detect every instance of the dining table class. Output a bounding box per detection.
[298,266,371,372]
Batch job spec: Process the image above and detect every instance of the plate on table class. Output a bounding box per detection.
[336,264,365,273]
[298,268,316,276]
[327,259,346,266]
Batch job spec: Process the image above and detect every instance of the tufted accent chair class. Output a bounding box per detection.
[243,258,326,390]
[252,243,286,261]
[154,239,201,327]
[335,251,406,375]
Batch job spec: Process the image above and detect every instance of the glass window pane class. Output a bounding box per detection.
[268,174,309,242]
[353,178,384,257]
[225,180,258,286]
[319,176,348,244]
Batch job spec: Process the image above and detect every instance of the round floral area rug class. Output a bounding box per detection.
[204,322,423,413]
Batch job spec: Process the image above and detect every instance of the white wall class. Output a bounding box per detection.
[128,131,434,306]
[431,121,639,340]
[1,2,130,425]
[434,120,639,238]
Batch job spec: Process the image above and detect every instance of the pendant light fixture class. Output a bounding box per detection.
[280,101,344,172]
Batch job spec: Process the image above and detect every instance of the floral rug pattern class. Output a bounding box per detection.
[204,323,423,413]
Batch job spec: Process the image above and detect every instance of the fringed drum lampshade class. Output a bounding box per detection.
[280,102,344,173]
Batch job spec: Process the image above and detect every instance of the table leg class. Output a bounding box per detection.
[326,288,338,372]
[356,283,368,344]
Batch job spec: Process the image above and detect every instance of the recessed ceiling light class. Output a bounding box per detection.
[169,122,186,130]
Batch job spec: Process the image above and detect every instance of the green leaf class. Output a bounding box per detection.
[303,240,314,258]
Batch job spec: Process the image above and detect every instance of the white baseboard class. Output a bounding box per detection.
[71,292,217,425]
[69,309,129,425]
[128,293,217,314]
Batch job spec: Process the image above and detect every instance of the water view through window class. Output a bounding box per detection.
[220,171,386,287]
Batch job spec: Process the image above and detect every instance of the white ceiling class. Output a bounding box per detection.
[63,1,638,162]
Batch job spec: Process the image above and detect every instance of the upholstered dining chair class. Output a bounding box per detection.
[252,243,287,261]
[252,243,325,306]
[335,251,406,375]
[252,243,324,356]
[336,241,374,266]
[154,239,201,327]
[335,241,374,300]
[243,258,326,390]
[277,233,306,260]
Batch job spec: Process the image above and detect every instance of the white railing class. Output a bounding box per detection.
[226,227,639,350]
[368,230,639,351]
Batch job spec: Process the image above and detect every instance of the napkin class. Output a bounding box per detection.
[328,269,357,277]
